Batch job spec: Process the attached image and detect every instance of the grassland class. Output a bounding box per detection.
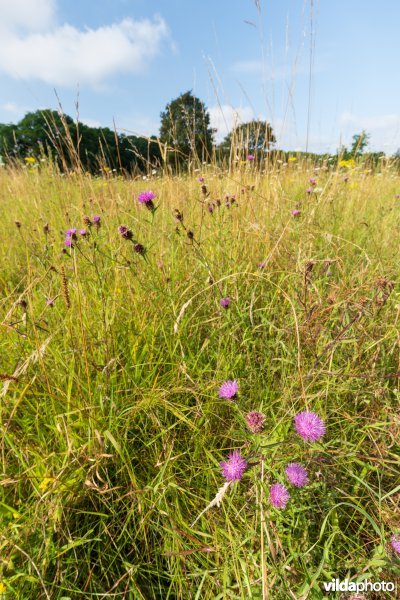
[0,161,400,598]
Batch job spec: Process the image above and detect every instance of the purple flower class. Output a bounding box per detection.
[258,261,266,270]
[220,450,247,481]
[245,411,265,433]
[138,191,156,208]
[291,209,301,217]
[78,228,87,236]
[309,177,317,186]
[118,225,133,240]
[198,177,205,182]
[65,228,77,239]
[134,243,145,255]
[306,187,312,194]
[218,380,238,399]
[64,237,73,248]
[92,215,101,225]
[220,297,231,309]
[207,203,215,213]
[294,411,326,442]
[247,154,255,161]
[270,483,290,509]
[46,298,55,307]
[391,534,400,554]
[285,463,309,488]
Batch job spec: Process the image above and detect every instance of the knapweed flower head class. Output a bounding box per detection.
[220,450,247,481]
[270,483,290,508]
[138,191,156,209]
[247,154,255,161]
[92,215,101,225]
[285,463,309,488]
[197,176,205,182]
[258,261,266,269]
[391,534,400,554]
[118,225,133,240]
[309,177,317,186]
[306,187,312,194]
[65,228,77,239]
[220,297,231,309]
[134,243,145,255]
[64,236,73,248]
[245,411,265,433]
[46,298,55,307]
[78,229,87,237]
[218,379,238,399]
[291,209,301,217]
[295,411,325,442]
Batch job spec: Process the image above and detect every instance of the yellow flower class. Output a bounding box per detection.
[338,159,355,168]
[288,157,297,163]
[0,582,6,593]
[24,157,36,164]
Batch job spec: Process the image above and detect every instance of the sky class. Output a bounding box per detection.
[0,0,399,154]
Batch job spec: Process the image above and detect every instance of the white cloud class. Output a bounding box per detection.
[0,0,55,32]
[0,0,169,87]
[208,104,257,141]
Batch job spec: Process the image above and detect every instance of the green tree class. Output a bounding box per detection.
[159,91,214,165]
[349,130,369,157]
[220,119,276,159]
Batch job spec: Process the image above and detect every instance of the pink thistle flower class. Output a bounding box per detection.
[64,236,73,248]
[220,297,231,309]
[294,411,325,442]
[245,411,265,433]
[258,261,266,269]
[220,450,247,481]
[391,534,400,554]
[285,463,309,488]
[118,225,133,240]
[218,380,238,399]
[306,187,312,194]
[78,228,87,236]
[92,215,101,225]
[65,228,77,239]
[270,483,290,508]
[138,191,156,210]
[197,177,205,182]
[247,154,255,161]
[291,209,301,217]
[309,177,317,186]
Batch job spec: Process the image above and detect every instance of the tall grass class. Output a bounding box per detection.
[0,159,400,598]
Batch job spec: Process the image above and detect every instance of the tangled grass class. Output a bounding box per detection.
[0,161,400,598]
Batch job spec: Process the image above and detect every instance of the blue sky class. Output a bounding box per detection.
[0,0,399,153]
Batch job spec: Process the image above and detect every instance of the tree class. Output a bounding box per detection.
[220,119,276,158]
[159,91,214,165]
[349,130,369,157]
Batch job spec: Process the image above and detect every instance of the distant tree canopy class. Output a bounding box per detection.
[159,91,214,165]
[0,109,162,173]
[339,130,370,160]
[220,120,276,159]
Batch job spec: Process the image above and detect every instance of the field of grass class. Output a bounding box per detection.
[1,161,400,598]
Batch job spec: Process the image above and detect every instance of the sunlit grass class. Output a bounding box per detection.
[0,161,400,598]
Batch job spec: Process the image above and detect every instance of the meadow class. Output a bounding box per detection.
[1,159,400,598]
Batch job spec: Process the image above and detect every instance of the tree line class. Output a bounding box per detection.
[0,91,387,173]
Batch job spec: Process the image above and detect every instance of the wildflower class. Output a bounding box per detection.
[198,177,205,182]
[46,298,55,307]
[258,261,266,269]
[309,177,317,186]
[220,450,247,481]
[220,297,231,309]
[65,228,77,239]
[306,187,312,194]
[138,190,156,210]
[92,215,101,226]
[118,225,133,240]
[83,215,92,226]
[247,154,255,161]
[15,221,21,228]
[245,411,265,433]
[291,209,301,217]
[270,483,290,508]
[285,463,309,487]
[391,534,400,554]
[78,229,87,236]
[64,237,73,248]
[288,156,297,163]
[207,203,215,213]
[294,411,326,442]
[134,243,145,255]
[218,380,238,399]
